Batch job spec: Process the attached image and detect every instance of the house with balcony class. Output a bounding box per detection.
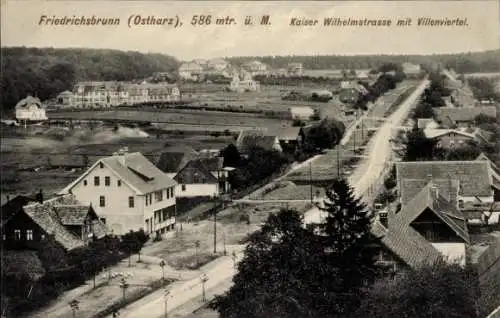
[15,95,48,124]
[0,192,107,252]
[59,149,177,236]
[72,81,129,108]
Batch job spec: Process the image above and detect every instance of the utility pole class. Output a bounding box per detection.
[337,145,341,178]
[309,162,313,203]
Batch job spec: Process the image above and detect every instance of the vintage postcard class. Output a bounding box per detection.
[1,0,500,317]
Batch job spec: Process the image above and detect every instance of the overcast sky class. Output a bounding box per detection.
[1,0,499,60]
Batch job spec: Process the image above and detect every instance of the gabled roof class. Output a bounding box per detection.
[423,129,475,140]
[157,148,199,173]
[371,220,442,270]
[23,195,86,250]
[174,158,219,184]
[397,182,470,243]
[396,161,492,197]
[236,131,280,153]
[434,106,497,123]
[400,178,459,206]
[54,205,95,225]
[15,96,42,110]
[61,152,177,195]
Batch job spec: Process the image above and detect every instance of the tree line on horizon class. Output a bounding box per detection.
[2,47,499,114]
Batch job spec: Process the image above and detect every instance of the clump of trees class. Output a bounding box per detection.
[355,64,406,109]
[1,229,150,317]
[211,178,383,317]
[468,78,500,102]
[210,177,499,317]
[412,72,449,119]
[1,47,179,113]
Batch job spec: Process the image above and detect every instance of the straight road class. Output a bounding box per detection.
[304,78,429,223]
[113,79,429,317]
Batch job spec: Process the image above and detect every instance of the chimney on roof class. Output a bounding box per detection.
[430,185,439,199]
[35,189,43,203]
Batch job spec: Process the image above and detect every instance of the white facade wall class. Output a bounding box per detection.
[176,183,218,197]
[69,164,176,235]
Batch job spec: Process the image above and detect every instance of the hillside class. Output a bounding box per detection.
[226,50,500,72]
[0,47,180,112]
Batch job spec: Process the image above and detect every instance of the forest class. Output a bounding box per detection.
[0,47,179,113]
[227,50,500,73]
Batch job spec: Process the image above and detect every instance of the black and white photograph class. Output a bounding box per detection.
[1,1,500,317]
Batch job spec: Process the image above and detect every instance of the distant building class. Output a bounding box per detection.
[72,81,129,108]
[56,90,75,107]
[402,62,422,77]
[423,128,493,149]
[228,73,260,92]
[242,60,269,76]
[287,63,304,76]
[207,58,230,72]
[59,149,177,236]
[289,106,315,120]
[15,95,48,124]
[339,81,369,104]
[178,61,204,80]
[0,193,107,251]
[434,106,497,128]
[235,130,283,154]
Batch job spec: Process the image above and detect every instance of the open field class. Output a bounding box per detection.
[0,125,235,203]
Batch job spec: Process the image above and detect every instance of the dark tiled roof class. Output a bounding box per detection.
[236,131,279,153]
[396,161,492,197]
[23,195,85,251]
[397,182,470,243]
[434,106,497,123]
[400,178,459,206]
[371,220,442,270]
[54,205,92,225]
[156,152,196,173]
[174,159,218,184]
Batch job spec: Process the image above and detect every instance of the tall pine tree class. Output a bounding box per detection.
[318,178,382,316]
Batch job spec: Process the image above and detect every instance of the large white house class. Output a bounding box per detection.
[15,95,48,124]
[59,149,177,236]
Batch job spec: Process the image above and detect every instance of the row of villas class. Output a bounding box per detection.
[56,81,181,108]
[178,59,305,80]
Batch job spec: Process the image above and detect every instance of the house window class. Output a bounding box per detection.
[99,162,104,168]
[163,209,168,221]
[84,180,88,186]
[129,196,135,208]
[105,176,110,186]
[99,196,105,207]
[100,218,106,224]
[117,180,121,187]
[166,189,170,199]
[181,184,186,191]
[170,187,174,197]
[26,230,33,241]
[14,229,21,240]
[94,176,100,186]
[155,191,163,202]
